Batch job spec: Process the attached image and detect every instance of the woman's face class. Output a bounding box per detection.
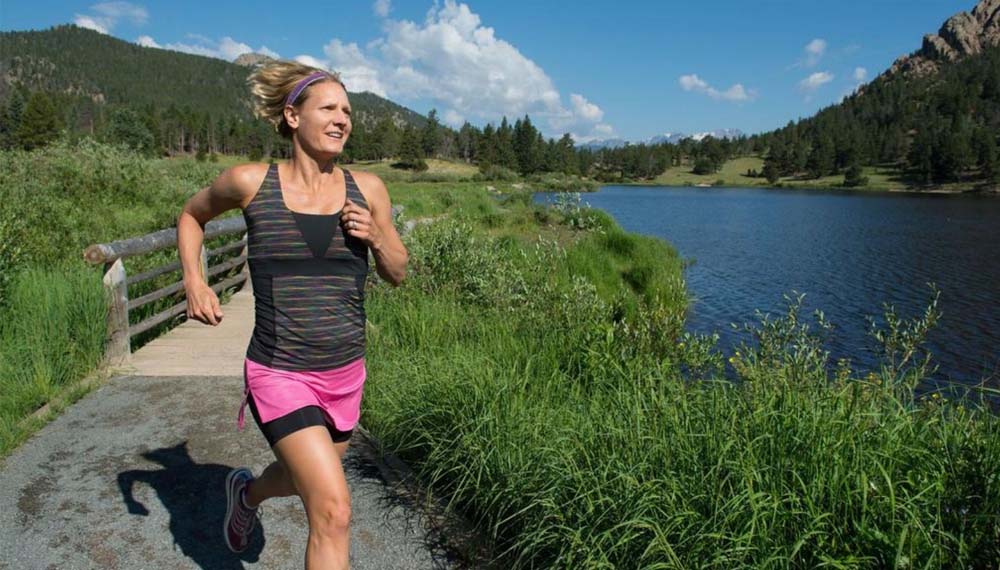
[286,80,352,156]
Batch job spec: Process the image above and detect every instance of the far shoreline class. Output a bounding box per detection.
[614,179,999,196]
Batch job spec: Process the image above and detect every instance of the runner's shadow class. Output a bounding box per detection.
[116,442,265,569]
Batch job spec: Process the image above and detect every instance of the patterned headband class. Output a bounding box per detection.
[285,72,330,107]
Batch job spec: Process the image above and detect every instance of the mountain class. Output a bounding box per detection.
[759,0,1000,188]
[649,129,745,145]
[578,137,628,150]
[885,0,1000,79]
[580,129,744,150]
[0,25,426,141]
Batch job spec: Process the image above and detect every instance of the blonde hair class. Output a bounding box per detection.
[248,60,346,139]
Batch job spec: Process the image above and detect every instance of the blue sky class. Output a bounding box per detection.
[1,0,972,141]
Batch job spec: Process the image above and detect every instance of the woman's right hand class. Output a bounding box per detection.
[185,281,224,325]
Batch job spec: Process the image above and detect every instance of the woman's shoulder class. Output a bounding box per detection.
[343,168,387,195]
[213,162,272,207]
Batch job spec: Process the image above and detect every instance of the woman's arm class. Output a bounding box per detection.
[177,164,261,325]
[342,171,408,286]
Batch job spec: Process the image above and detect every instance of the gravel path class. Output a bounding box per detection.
[0,373,465,570]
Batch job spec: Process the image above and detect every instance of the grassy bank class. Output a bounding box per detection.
[0,140,229,456]
[363,184,1000,567]
[646,156,988,193]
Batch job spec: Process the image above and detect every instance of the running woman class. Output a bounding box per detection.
[176,61,408,569]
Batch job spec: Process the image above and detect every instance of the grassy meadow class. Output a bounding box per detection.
[0,140,997,567]
[647,156,968,193]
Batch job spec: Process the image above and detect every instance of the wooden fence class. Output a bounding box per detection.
[83,217,249,364]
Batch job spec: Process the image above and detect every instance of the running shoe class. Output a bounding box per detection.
[223,467,258,553]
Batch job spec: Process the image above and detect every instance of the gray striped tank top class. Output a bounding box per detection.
[242,163,370,371]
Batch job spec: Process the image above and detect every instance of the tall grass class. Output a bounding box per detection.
[0,265,107,455]
[363,190,1000,568]
[0,139,229,456]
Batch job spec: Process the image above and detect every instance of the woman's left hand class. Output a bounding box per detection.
[341,198,382,249]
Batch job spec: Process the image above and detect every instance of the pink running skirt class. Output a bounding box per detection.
[237,357,366,432]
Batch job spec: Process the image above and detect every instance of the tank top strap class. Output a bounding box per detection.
[250,162,281,201]
[342,169,369,210]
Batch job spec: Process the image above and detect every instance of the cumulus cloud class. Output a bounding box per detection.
[570,122,617,144]
[373,0,391,18]
[442,109,465,126]
[75,2,148,34]
[290,0,607,135]
[323,39,387,96]
[75,15,110,34]
[134,33,280,62]
[570,94,603,122]
[294,54,329,69]
[804,38,826,67]
[853,66,867,82]
[135,35,159,48]
[678,74,754,102]
[799,71,834,91]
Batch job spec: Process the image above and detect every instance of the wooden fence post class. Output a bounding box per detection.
[103,258,131,364]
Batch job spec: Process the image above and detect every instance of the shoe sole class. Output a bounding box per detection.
[223,468,248,553]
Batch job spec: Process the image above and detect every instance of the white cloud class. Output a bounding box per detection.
[442,109,464,126]
[286,0,606,135]
[373,0,391,18]
[134,34,280,62]
[135,35,159,48]
[804,38,827,67]
[570,93,603,122]
[217,37,254,60]
[799,71,834,91]
[679,74,754,102]
[853,66,868,82]
[294,54,329,69]
[324,39,387,96]
[74,2,147,34]
[570,122,617,144]
[75,15,110,34]
[258,46,280,59]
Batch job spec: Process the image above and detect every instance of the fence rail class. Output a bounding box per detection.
[83,217,249,364]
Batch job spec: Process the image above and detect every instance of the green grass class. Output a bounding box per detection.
[363,184,1000,568]
[649,156,980,193]
[0,265,107,455]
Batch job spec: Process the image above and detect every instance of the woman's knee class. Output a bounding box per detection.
[306,494,352,536]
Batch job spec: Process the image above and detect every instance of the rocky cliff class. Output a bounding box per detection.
[887,0,1000,78]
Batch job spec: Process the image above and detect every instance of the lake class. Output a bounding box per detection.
[536,185,1000,391]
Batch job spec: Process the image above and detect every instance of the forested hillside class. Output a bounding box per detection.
[0,25,426,159]
[755,0,1000,188]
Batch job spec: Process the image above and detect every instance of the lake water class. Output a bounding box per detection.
[535,185,1000,390]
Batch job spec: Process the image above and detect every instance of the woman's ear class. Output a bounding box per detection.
[283,105,299,130]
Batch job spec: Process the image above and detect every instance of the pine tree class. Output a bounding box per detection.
[421,109,441,157]
[513,115,538,175]
[762,158,780,184]
[496,117,517,170]
[0,88,26,149]
[477,123,499,168]
[16,91,63,150]
[398,125,427,171]
[806,135,835,179]
[907,127,935,185]
[373,116,400,160]
[557,133,579,175]
[843,161,868,187]
[103,107,155,155]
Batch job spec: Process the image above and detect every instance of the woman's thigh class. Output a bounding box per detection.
[272,426,351,507]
